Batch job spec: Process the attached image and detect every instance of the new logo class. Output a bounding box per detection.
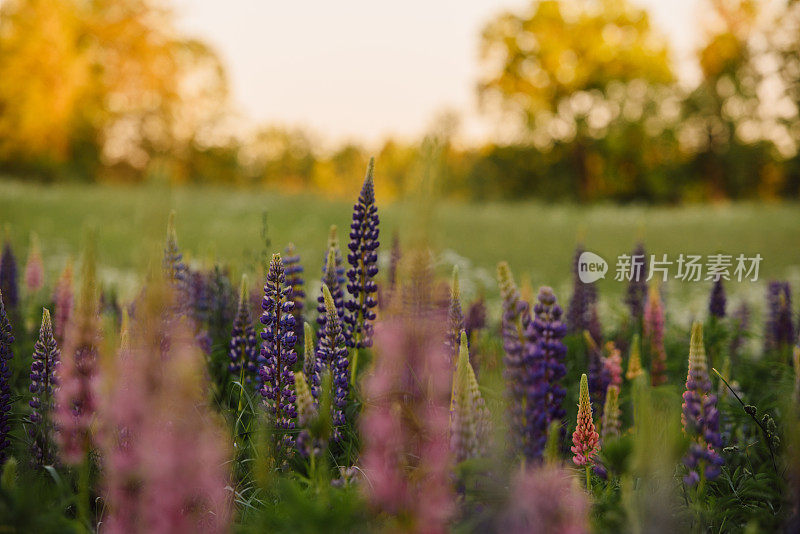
[578,251,608,284]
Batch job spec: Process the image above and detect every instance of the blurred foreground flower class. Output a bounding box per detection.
[360,313,453,532]
[55,242,100,464]
[102,284,231,534]
[24,233,44,294]
[497,465,589,534]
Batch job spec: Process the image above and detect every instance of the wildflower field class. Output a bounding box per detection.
[0,163,799,533]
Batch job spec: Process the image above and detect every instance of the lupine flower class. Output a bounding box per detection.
[764,281,794,354]
[0,239,18,314]
[228,276,258,384]
[497,465,590,534]
[53,260,74,347]
[644,284,667,386]
[207,265,236,340]
[189,269,212,326]
[0,290,13,466]
[524,286,568,460]
[29,308,59,466]
[497,262,533,456]
[284,243,305,340]
[446,266,465,362]
[294,371,323,458]
[317,247,345,340]
[102,293,231,534]
[585,331,610,416]
[729,302,750,358]
[708,279,727,319]
[360,313,453,532]
[55,242,101,464]
[450,331,491,463]
[302,322,320,396]
[316,284,349,440]
[603,342,623,388]
[625,242,648,323]
[258,253,298,451]
[567,244,598,339]
[600,385,621,443]
[682,322,723,486]
[625,334,644,381]
[572,374,600,466]
[162,212,189,301]
[326,225,346,282]
[343,158,380,349]
[464,296,487,339]
[24,233,44,294]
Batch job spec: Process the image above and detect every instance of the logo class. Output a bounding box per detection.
[578,251,608,283]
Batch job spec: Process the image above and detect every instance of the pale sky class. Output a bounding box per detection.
[174,0,701,147]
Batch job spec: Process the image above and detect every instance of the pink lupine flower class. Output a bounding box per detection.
[24,233,44,294]
[644,284,667,386]
[498,465,590,534]
[603,342,623,388]
[360,311,453,533]
[102,283,232,534]
[571,374,599,466]
[55,246,100,464]
[53,260,74,347]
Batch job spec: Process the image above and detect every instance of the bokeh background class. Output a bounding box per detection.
[0,0,799,302]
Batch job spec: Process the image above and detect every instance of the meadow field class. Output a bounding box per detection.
[2,178,799,305]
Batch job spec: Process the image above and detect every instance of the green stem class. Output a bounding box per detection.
[585,464,592,492]
[234,363,247,452]
[78,456,91,530]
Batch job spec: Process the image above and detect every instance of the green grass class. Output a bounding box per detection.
[1,179,799,305]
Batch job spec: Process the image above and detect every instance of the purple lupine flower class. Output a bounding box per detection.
[208,265,236,340]
[585,332,610,417]
[189,269,212,326]
[450,331,491,463]
[464,296,487,339]
[360,313,453,532]
[324,225,346,286]
[302,322,320,398]
[682,322,723,486]
[29,308,59,466]
[625,242,648,323]
[0,290,14,466]
[284,243,305,340]
[317,247,345,340]
[316,284,349,441]
[0,239,18,314]
[567,244,599,339]
[162,212,189,301]
[708,279,727,319]
[258,253,298,451]
[765,281,794,354]
[729,302,750,358]
[446,266,465,362]
[228,276,258,384]
[343,158,380,349]
[497,262,533,456]
[524,286,568,460]
[55,243,101,464]
[53,261,74,347]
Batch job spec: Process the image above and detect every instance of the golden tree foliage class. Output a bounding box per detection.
[478,0,673,123]
[0,0,228,177]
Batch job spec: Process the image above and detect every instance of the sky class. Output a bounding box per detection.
[174,0,701,147]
